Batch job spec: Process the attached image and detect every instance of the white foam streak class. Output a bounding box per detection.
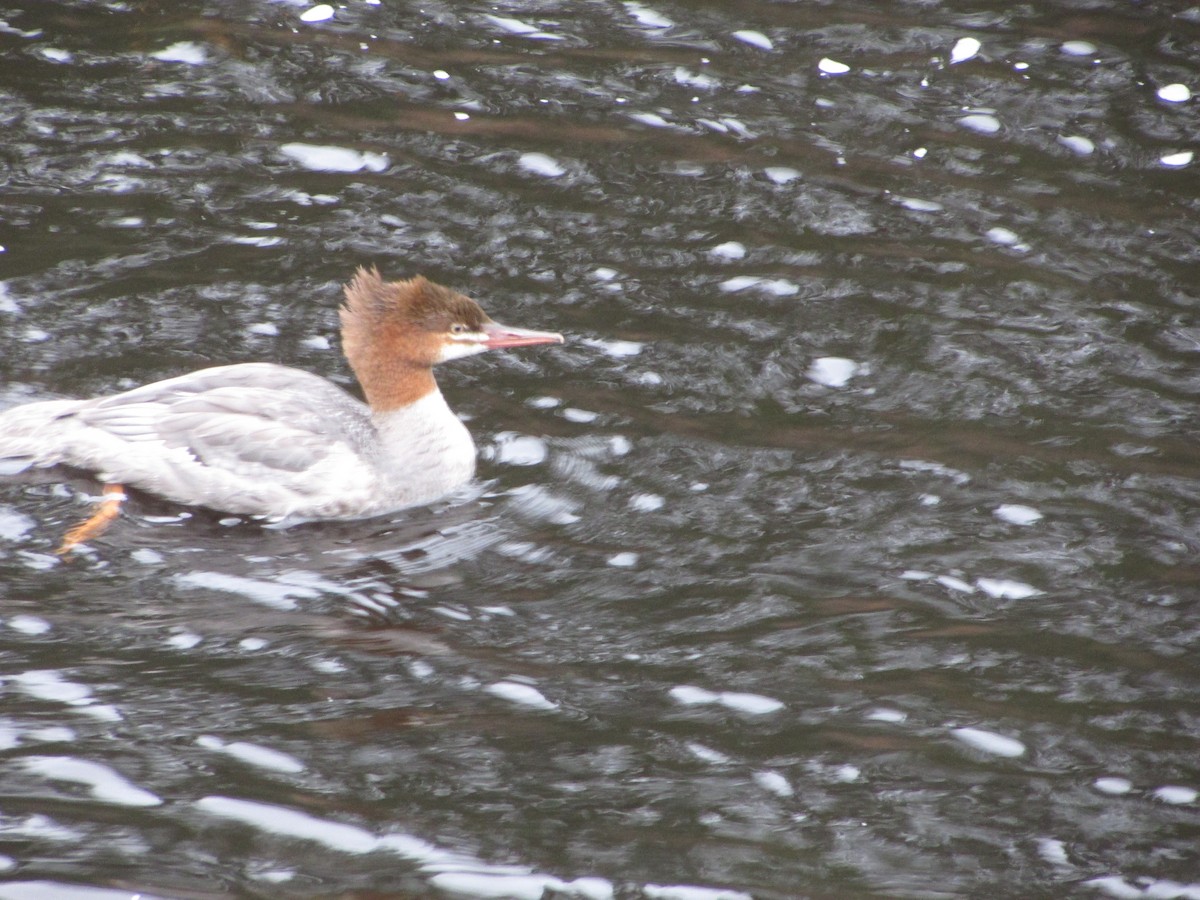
[11,670,121,720]
[994,504,1044,525]
[732,30,773,51]
[1157,83,1191,103]
[493,434,548,466]
[196,736,306,774]
[483,14,563,41]
[645,886,752,900]
[430,873,614,899]
[686,742,732,764]
[764,166,800,184]
[518,153,566,177]
[299,4,334,23]
[0,881,170,899]
[718,276,798,296]
[1153,785,1197,804]
[151,42,207,65]
[6,614,49,634]
[485,681,558,710]
[197,796,616,894]
[1061,40,1096,56]
[628,111,673,129]
[625,3,672,28]
[23,756,162,807]
[279,143,389,173]
[936,575,975,594]
[582,337,643,357]
[1093,777,1133,795]
[198,797,376,852]
[1058,135,1095,155]
[959,114,1001,134]
[807,357,861,388]
[670,685,784,715]
[952,727,1026,758]
[174,570,321,610]
[753,770,794,797]
[896,196,943,212]
[976,578,1041,600]
[950,38,981,64]
[709,241,746,260]
[484,14,539,35]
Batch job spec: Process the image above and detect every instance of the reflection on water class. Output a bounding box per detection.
[1,0,1199,897]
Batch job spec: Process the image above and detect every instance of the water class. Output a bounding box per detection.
[1,1,1198,897]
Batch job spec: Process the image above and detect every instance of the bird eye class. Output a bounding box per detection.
[450,323,468,335]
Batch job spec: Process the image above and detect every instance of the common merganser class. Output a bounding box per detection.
[0,267,563,552]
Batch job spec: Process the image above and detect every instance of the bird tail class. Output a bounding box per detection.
[0,399,83,473]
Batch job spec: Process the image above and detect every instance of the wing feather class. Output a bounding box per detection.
[65,364,377,510]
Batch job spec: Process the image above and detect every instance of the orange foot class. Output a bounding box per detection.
[57,484,127,556]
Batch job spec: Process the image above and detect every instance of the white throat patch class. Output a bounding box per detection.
[436,333,490,363]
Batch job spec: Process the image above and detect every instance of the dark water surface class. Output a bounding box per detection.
[1,1,1198,897]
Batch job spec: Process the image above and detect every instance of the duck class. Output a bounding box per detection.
[0,267,563,552]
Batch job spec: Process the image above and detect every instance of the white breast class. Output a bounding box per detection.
[370,390,477,511]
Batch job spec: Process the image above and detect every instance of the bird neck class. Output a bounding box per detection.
[354,360,439,413]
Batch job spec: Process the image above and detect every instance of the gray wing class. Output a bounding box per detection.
[54,363,380,516]
[79,364,371,474]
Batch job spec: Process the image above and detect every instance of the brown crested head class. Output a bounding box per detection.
[341,267,489,361]
[339,266,563,412]
[340,266,488,410]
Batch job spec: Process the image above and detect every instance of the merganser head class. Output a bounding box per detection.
[339,266,563,410]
